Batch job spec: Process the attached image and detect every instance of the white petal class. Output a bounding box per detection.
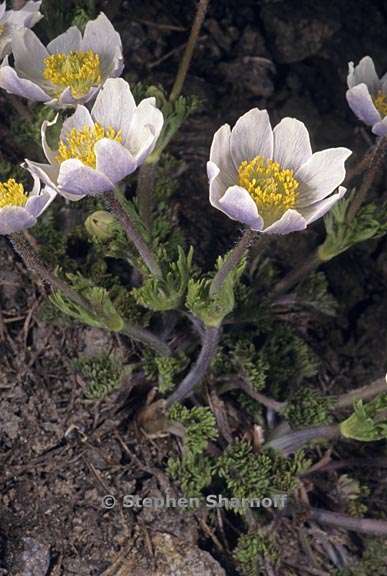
[273,117,312,172]
[126,97,164,162]
[230,108,273,169]
[347,56,380,95]
[0,63,49,101]
[346,84,381,126]
[95,139,137,183]
[92,78,136,142]
[81,12,123,75]
[262,209,306,235]
[4,1,42,27]
[24,159,59,189]
[60,105,94,142]
[25,187,56,218]
[58,159,113,198]
[41,114,59,164]
[217,185,264,231]
[296,147,352,207]
[301,186,346,224]
[47,26,82,54]
[54,85,100,108]
[11,27,47,79]
[209,124,237,186]
[207,160,227,209]
[372,118,387,137]
[0,2,6,20]
[0,206,36,234]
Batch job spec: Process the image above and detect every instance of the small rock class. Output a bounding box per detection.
[20,538,50,576]
[219,56,276,98]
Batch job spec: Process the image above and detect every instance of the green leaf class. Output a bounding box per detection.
[340,394,387,441]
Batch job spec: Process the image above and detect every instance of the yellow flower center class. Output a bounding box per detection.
[238,155,299,225]
[0,179,27,209]
[43,50,102,98]
[374,91,387,117]
[0,24,5,36]
[56,123,123,168]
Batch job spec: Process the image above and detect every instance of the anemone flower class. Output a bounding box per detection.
[0,0,42,60]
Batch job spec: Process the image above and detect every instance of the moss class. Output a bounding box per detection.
[234,530,279,576]
[337,538,387,575]
[285,387,333,429]
[74,353,128,400]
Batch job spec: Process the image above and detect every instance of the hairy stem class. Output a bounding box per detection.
[10,232,96,315]
[346,136,387,222]
[104,190,162,277]
[136,162,158,230]
[271,249,321,297]
[169,0,210,102]
[266,423,340,456]
[165,325,220,407]
[309,508,387,536]
[10,233,170,355]
[210,228,256,296]
[334,376,387,409]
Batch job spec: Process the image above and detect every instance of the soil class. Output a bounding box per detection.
[1,1,387,575]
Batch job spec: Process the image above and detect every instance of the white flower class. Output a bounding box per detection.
[0,174,55,235]
[0,12,123,108]
[346,56,387,137]
[0,0,42,61]
[25,78,164,200]
[207,108,351,234]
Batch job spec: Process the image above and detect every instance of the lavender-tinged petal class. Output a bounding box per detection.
[230,108,273,169]
[126,97,164,161]
[81,12,123,76]
[11,27,47,78]
[209,124,237,186]
[301,186,346,224]
[0,64,49,101]
[347,56,380,95]
[4,1,42,27]
[95,139,137,183]
[372,118,387,137]
[57,159,114,198]
[262,209,307,235]
[218,185,264,231]
[346,84,381,126]
[60,105,94,142]
[25,188,56,218]
[41,115,59,164]
[24,159,59,189]
[207,160,228,209]
[47,26,82,54]
[273,117,312,172]
[92,78,136,142]
[0,206,36,235]
[296,147,352,207]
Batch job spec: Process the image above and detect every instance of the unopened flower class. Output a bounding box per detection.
[207,108,351,234]
[0,175,55,235]
[346,56,387,137]
[0,0,42,60]
[25,78,164,200]
[0,12,123,108]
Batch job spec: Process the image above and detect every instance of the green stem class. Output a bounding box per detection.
[210,228,256,296]
[136,162,158,230]
[169,0,210,102]
[10,233,170,356]
[104,190,162,278]
[346,136,387,222]
[165,325,220,407]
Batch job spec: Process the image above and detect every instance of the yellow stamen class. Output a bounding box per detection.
[374,91,387,118]
[0,24,5,36]
[0,179,27,209]
[238,155,299,225]
[43,50,102,98]
[56,123,123,168]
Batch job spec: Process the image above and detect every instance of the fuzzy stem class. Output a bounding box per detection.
[136,162,158,230]
[104,190,162,277]
[271,249,321,297]
[165,325,220,407]
[309,508,387,536]
[10,232,170,356]
[169,0,209,102]
[334,376,387,409]
[265,423,340,456]
[210,228,256,296]
[346,136,387,222]
[10,232,96,314]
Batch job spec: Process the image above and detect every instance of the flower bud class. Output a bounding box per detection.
[85,210,117,240]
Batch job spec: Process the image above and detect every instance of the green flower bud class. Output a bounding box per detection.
[85,211,118,240]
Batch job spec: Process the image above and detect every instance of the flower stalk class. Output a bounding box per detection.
[10,232,170,355]
[104,189,162,278]
[210,228,255,296]
[136,162,158,230]
[165,325,220,407]
[169,0,209,102]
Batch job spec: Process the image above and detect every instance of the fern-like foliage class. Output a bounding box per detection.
[234,530,279,576]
